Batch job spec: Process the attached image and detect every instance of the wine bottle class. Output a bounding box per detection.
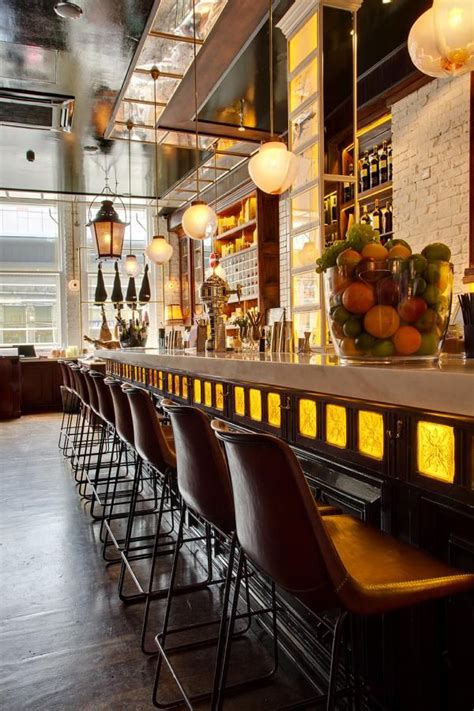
[360,152,370,193]
[343,172,351,204]
[330,193,337,222]
[372,199,382,232]
[361,204,371,225]
[388,143,393,181]
[379,141,388,183]
[370,146,380,188]
[384,201,393,234]
[349,163,355,200]
[324,197,330,225]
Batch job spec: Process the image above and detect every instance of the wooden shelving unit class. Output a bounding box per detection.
[215,218,257,241]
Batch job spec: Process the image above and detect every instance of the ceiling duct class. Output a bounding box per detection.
[0,89,74,132]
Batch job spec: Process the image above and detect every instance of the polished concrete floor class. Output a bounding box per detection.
[0,414,311,710]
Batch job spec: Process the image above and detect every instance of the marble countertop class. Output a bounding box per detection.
[96,348,474,418]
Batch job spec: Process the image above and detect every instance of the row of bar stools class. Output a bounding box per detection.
[57,360,80,455]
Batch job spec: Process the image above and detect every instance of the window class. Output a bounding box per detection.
[0,203,61,347]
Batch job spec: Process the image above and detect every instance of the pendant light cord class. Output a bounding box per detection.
[152,67,160,224]
[269,0,274,138]
[192,0,200,198]
[127,119,133,253]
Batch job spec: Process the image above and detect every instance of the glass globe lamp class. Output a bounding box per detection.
[433,0,474,74]
[123,254,141,278]
[145,235,173,264]
[248,140,299,195]
[182,201,218,241]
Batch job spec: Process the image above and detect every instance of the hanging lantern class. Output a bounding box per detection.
[87,199,127,260]
[94,263,108,304]
[145,234,173,264]
[123,253,141,278]
[125,276,137,306]
[433,0,474,74]
[182,200,218,241]
[111,261,123,304]
[248,140,300,195]
[139,264,151,303]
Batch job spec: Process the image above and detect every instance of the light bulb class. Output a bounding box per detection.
[145,235,173,264]
[182,201,218,241]
[248,141,300,195]
[123,254,141,277]
[433,0,474,74]
[408,9,447,77]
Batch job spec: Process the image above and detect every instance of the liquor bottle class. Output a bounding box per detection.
[384,201,393,234]
[324,197,330,225]
[379,141,388,183]
[343,175,351,204]
[360,152,370,193]
[370,146,380,188]
[388,143,393,181]
[330,193,337,222]
[372,199,382,232]
[349,163,355,200]
[361,204,371,225]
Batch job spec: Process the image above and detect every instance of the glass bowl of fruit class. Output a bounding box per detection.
[318,224,453,363]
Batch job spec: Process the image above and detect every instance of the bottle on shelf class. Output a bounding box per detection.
[379,141,388,184]
[388,143,393,181]
[372,199,382,232]
[370,146,380,188]
[361,204,371,225]
[324,197,330,225]
[343,163,355,203]
[360,152,370,193]
[330,193,338,223]
[383,201,393,235]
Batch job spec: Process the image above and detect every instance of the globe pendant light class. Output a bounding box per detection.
[433,0,474,74]
[124,120,141,278]
[181,0,217,241]
[145,66,174,265]
[248,0,299,195]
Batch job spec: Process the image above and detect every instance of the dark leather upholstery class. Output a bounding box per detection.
[125,387,176,472]
[67,363,79,394]
[83,369,100,416]
[106,378,134,447]
[162,401,235,535]
[215,429,474,617]
[71,366,88,403]
[90,371,115,426]
[58,360,71,390]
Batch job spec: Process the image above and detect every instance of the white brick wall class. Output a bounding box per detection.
[391,73,470,295]
[279,195,291,310]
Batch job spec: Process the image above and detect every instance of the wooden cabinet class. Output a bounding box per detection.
[0,356,21,419]
[21,359,63,413]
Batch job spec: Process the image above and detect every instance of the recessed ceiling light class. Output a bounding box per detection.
[54,2,83,19]
[382,0,392,4]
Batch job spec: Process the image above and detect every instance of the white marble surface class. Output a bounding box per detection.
[96,348,474,418]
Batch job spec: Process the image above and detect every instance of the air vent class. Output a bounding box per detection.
[0,89,74,132]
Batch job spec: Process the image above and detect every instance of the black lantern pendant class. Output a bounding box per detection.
[87,199,128,260]
[138,264,151,304]
[111,261,124,304]
[94,263,108,304]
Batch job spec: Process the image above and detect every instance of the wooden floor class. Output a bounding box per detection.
[0,413,312,711]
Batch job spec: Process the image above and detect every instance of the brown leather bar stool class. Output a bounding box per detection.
[57,360,77,454]
[150,403,341,709]
[213,428,474,711]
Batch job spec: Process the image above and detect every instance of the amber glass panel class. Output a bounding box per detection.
[290,187,319,231]
[182,377,188,400]
[267,393,281,428]
[289,13,318,73]
[204,381,212,407]
[326,404,347,448]
[289,56,318,114]
[174,375,180,397]
[158,371,164,390]
[417,421,455,484]
[358,411,384,460]
[249,389,262,422]
[193,379,202,404]
[235,387,245,416]
[299,399,317,438]
[215,383,224,411]
[167,373,173,393]
[293,271,320,308]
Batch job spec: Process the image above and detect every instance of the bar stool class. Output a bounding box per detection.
[68,364,92,480]
[213,427,474,711]
[57,360,77,454]
[150,403,342,709]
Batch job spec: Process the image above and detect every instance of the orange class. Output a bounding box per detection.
[361,242,389,260]
[393,326,422,355]
[339,337,358,357]
[342,282,375,314]
[388,244,412,259]
[364,305,400,338]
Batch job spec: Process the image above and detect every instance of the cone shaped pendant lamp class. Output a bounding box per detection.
[181,0,217,241]
[139,264,151,304]
[125,276,137,306]
[111,261,123,304]
[248,0,298,194]
[94,263,108,304]
[123,120,141,279]
[145,67,173,265]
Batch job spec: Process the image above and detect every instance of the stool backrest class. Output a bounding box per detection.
[83,369,100,414]
[106,378,134,446]
[90,371,115,425]
[163,403,234,535]
[71,366,88,403]
[58,360,71,389]
[214,429,343,609]
[126,387,175,472]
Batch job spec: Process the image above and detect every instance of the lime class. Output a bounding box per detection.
[416,309,437,332]
[385,238,410,251]
[343,317,362,338]
[372,339,395,357]
[424,262,442,285]
[413,276,427,296]
[410,254,428,275]
[332,305,351,324]
[355,332,376,351]
[421,242,451,262]
[423,284,440,306]
[416,331,439,356]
